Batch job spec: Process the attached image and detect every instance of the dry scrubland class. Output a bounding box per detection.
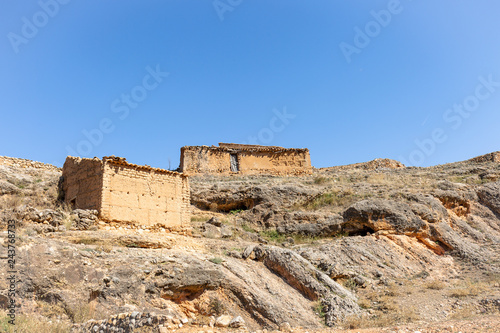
[0,155,500,332]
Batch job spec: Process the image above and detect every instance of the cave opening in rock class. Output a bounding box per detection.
[347,225,375,236]
[197,199,255,213]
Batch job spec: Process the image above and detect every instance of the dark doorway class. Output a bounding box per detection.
[230,154,239,172]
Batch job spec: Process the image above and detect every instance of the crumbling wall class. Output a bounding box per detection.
[238,150,312,175]
[469,151,500,163]
[180,144,312,176]
[62,157,103,211]
[100,159,190,228]
[180,146,232,174]
[0,156,61,171]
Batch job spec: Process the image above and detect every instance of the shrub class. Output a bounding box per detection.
[241,224,256,233]
[343,278,358,290]
[313,301,325,318]
[209,257,223,264]
[259,229,286,243]
[313,176,329,185]
[208,297,226,315]
[424,279,447,290]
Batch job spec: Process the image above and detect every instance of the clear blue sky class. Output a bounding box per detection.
[1,1,499,169]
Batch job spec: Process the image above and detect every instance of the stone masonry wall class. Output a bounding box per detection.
[469,151,500,163]
[0,156,61,172]
[100,158,190,228]
[62,157,103,211]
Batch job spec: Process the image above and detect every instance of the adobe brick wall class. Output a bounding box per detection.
[100,158,190,227]
[180,146,232,174]
[62,156,190,229]
[180,143,312,176]
[238,150,312,175]
[62,157,103,211]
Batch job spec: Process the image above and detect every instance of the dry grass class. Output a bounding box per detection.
[449,304,478,320]
[0,195,24,210]
[190,216,211,222]
[357,297,372,309]
[449,279,486,298]
[352,282,421,329]
[424,279,447,290]
[70,300,98,323]
[0,310,71,333]
[385,284,402,297]
[99,243,113,253]
[313,176,330,185]
[344,305,420,329]
[35,300,68,320]
[73,237,105,246]
[298,190,371,212]
[61,214,74,230]
[365,173,387,184]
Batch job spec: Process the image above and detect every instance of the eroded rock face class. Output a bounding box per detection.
[342,199,426,236]
[241,202,342,235]
[405,193,449,223]
[433,189,475,217]
[251,245,361,325]
[190,183,319,212]
[340,196,493,263]
[8,235,330,331]
[477,181,500,216]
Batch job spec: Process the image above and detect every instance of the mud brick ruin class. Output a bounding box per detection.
[62,156,190,229]
[179,143,312,176]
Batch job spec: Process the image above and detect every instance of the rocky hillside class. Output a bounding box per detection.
[0,154,499,332]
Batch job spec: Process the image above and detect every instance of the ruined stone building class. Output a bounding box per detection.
[179,143,312,175]
[62,156,190,229]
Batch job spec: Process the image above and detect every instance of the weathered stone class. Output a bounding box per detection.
[279,322,292,332]
[203,223,222,238]
[215,315,232,327]
[221,225,233,238]
[229,316,245,328]
[342,199,426,235]
[477,181,500,215]
[206,217,222,227]
[242,245,255,259]
[0,179,18,195]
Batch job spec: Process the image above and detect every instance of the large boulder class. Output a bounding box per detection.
[252,245,361,326]
[0,179,18,195]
